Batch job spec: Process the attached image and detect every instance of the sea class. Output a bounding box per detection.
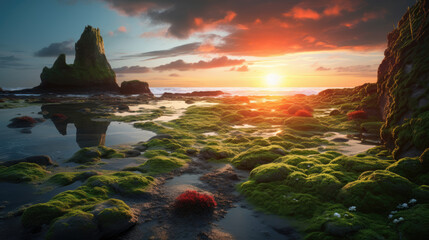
[3,87,341,97]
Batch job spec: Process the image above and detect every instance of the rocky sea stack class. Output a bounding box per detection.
[120,80,153,95]
[36,26,119,92]
[377,0,429,159]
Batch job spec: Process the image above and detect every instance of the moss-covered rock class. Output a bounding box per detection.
[47,171,100,186]
[22,202,67,229]
[329,155,390,173]
[377,0,429,158]
[199,146,234,160]
[86,172,154,196]
[394,204,429,240]
[231,145,285,170]
[67,146,124,164]
[0,162,48,182]
[38,26,119,92]
[386,157,422,179]
[419,148,429,171]
[46,210,98,240]
[249,163,299,183]
[339,170,415,213]
[284,116,328,132]
[120,80,152,95]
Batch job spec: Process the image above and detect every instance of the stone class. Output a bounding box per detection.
[36,26,119,92]
[161,91,224,98]
[120,80,153,95]
[149,134,173,141]
[1,155,54,167]
[377,1,429,158]
[329,109,341,116]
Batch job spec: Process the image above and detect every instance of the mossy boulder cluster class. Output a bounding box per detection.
[377,0,429,159]
[37,26,119,92]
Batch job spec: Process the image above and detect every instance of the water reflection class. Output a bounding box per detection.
[41,103,110,148]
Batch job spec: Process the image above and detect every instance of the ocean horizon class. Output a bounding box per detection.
[3,86,345,97]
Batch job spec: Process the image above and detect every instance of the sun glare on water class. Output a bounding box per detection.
[265,73,282,87]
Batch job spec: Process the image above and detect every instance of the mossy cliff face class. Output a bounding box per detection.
[38,26,119,91]
[377,0,429,158]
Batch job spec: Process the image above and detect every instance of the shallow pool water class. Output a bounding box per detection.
[0,104,155,162]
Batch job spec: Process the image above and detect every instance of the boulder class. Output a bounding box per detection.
[7,116,37,128]
[377,0,429,158]
[120,80,153,95]
[161,91,224,98]
[36,26,119,92]
[1,155,54,167]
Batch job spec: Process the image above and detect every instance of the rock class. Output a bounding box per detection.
[20,128,32,134]
[332,138,349,143]
[36,26,119,92]
[161,91,224,98]
[1,155,54,167]
[186,148,198,155]
[124,149,140,157]
[377,1,429,159]
[120,80,153,95]
[46,211,98,240]
[7,116,37,128]
[185,99,195,104]
[133,145,147,152]
[118,104,129,111]
[149,134,173,141]
[329,109,341,116]
[91,199,137,238]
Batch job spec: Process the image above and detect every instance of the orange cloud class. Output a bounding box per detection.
[284,7,320,20]
[118,26,127,32]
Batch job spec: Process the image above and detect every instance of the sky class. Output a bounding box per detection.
[0,0,415,88]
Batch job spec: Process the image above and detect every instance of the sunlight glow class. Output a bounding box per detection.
[265,73,282,87]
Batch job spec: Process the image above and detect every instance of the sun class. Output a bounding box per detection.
[265,73,282,87]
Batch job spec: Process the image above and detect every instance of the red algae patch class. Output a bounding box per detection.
[347,110,367,120]
[174,190,217,214]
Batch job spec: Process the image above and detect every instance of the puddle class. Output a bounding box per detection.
[324,132,377,155]
[232,124,256,129]
[0,104,155,163]
[203,132,218,137]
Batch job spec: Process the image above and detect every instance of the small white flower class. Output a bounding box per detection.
[307,164,311,168]
[393,219,399,224]
[344,213,348,217]
[333,212,341,218]
[388,214,393,219]
[398,217,404,221]
[409,199,417,204]
[348,206,356,212]
[295,178,299,181]
[397,203,408,209]
[391,210,398,214]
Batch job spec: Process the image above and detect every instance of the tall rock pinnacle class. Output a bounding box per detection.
[37,26,119,92]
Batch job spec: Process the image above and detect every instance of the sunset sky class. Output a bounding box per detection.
[0,0,414,88]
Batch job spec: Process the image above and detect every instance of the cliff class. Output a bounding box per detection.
[37,26,119,92]
[377,0,429,158]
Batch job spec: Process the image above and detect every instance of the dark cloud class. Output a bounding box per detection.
[0,55,29,69]
[153,56,245,71]
[123,42,201,60]
[99,0,414,56]
[169,73,180,77]
[34,40,74,57]
[113,65,151,73]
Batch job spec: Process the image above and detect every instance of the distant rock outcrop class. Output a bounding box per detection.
[36,26,119,92]
[161,91,224,98]
[377,0,429,158]
[120,80,153,95]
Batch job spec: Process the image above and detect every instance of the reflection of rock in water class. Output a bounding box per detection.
[75,120,109,148]
[41,103,110,148]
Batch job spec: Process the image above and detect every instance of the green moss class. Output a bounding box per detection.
[284,116,328,132]
[92,199,134,234]
[126,156,187,175]
[329,155,390,173]
[67,146,125,164]
[143,149,170,158]
[394,204,429,240]
[420,148,429,171]
[199,145,235,160]
[46,210,98,240]
[47,171,100,186]
[386,157,422,180]
[0,162,48,182]
[86,172,154,196]
[231,145,285,170]
[339,170,415,213]
[304,173,343,198]
[21,202,67,229]
[250,163,300,183]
